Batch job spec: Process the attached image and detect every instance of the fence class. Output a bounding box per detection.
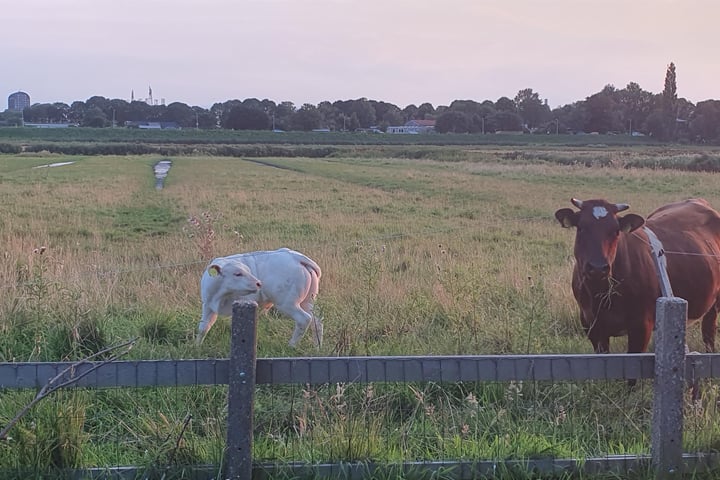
[2,300,720,479]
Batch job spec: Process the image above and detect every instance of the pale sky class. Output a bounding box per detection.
[2,0,718,110]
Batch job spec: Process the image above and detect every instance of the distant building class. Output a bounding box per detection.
[8,91,31,111]
[125,121,180,130]
[386,119,436,134]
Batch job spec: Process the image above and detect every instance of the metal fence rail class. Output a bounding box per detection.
[0,354,657,389]
[3,353,718,389]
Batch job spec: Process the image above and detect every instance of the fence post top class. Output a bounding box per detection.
[656,296,688,306]
[232,300,258,310]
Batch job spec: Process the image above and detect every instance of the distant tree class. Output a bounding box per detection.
[1,110,23,126]
[347,112,361,131]
[273,101,296,130]
[514,88,550,129]
[292,103,322,131]
[468,114,485,133]
[128,100,157,122]
[495,96,517,112]
[618,82,653,134]
[370,100,400,126]
[85,96,111,112]
[645,109,669,139]
[23,103,67,123]
[674,97,694,141]
[689,100,720,143]
[348,98,376,128]
[225,105,270,130]
[434,105,450,116]
[81,106,108,127]
[215,100,243,128]
[68,101,87,124]
[332,99,376,129]
[416,103,436,119]
[662,62,678,139]
[260,98,277,114]
[489,111,523,131]
[316,101,340,130]
[663,62,677,108]
[401,104,418,122]
[51,103,70,123]
[449,99,484,117]
[472,103,496,133]
[584,90,622,133]
[193,106,217,129]
[435,111,470,133]
[380,107,404,130]
[163,102,196,127]
[210,102,226,127]
[552,102,588,134]
[106,99,131,126]
[242,98,263,111]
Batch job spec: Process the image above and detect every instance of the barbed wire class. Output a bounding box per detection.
[630,230,720,259]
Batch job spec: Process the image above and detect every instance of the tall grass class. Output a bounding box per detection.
[1,149,720,477]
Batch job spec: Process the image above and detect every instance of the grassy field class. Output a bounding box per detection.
[2,145,720,478]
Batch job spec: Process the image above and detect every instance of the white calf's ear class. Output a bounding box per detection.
[208,265,222,277]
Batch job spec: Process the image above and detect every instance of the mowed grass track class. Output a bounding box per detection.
[2,151,720,476]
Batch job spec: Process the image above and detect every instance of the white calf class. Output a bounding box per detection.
[196,248,323,347]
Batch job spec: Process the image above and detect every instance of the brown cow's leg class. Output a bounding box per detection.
[693,303,719,402]
[587,328,609,353]
[701,303,718,353]
[625,322,653,389]
[627,321,653,354]
[592,339,609,354]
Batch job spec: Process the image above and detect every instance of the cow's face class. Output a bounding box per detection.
[208,260,262,295]
[555,198,645,280]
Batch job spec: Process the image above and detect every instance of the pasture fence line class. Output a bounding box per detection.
[0,301,715,479]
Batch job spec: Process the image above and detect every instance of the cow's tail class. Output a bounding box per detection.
[290,251,321,281]
[298,255,323,348]
[303,260,321,304]
[302,259,321,281]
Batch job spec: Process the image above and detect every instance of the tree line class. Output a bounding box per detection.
[2,63,719,143]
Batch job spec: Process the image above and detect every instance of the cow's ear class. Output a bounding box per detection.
[619,213,645,233]
[208,265,222,277]
[555,208,578,228]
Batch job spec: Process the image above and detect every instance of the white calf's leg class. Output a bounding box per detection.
[300,294,322,347]
[283,308,312,347]
[197,307,218,345]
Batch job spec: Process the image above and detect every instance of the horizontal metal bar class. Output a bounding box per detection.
[0,359,228,389]
[6,453,720,480]
[258,453,720,479]
[256,353,658,384]
[4,354,720,389]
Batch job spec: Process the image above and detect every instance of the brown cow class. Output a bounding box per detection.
[555,198,720,354]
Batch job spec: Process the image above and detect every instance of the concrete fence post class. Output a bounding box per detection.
[225,301,258,480]
[652,296,687,480]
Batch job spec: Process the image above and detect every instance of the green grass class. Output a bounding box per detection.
[2,145,720,478]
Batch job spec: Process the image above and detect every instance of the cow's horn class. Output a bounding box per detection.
[571,198,583,209]
[615,203,630,212]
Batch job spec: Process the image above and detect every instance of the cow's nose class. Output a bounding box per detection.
[584,261,610,277]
